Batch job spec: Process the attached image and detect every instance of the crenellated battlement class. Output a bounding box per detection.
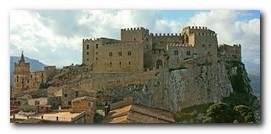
[83,38,102,43]
[184,26,208,30]
[121,27,148,31]
[150,33,180,37]
[233,44,241,47]
[183,26,216,36]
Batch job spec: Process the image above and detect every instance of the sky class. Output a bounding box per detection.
[10,10,260,75]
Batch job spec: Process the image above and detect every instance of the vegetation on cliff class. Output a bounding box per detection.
[175,61,259,123]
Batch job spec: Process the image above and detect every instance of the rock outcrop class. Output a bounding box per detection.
[109,61,252,113]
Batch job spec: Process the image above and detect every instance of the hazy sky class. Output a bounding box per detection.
[10,10,260,74]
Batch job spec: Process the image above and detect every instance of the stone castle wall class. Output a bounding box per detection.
[82,26,227,74]
[218,44,241,61]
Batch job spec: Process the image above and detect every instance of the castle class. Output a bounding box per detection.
[82,26,241,73]
[11,26,243,118]
[12,26,241,97]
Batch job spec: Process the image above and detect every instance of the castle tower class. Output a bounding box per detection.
[121,27,150,42]
[181,26,218,62]
[12,52,31,96]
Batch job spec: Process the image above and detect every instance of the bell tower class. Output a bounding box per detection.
[12,51,31,96]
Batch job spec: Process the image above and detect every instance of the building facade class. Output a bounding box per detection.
[12,52,56,97]
[82,26,226,73]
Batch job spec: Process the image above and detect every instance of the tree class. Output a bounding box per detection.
[234,105,255,123]
[204,102,236,123]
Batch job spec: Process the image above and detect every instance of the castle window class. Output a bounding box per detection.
[64,94,67,97]
[209,44,211,48]
[35,101,40,105]
[128,51,131,56]
[119,62,121,66]
[75,91,79,97]
[202,44,205,47]
[17,76,18,82]
[174,50,179,55]
[68,101,71,105]
[86,52,89,55]
[96,44,98,49]
[128,61,131,65]
[134,38,136,41]
[96,51,98,55]
[186,51,191,56]
[146,38,148,41]
[109,52,113,56]
[110,62,112,66]
[86,45,89,50]
[118,52,122,56]
[96,57,98,60]
[86,58,89,61]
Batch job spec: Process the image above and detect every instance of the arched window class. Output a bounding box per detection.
[174,50,179,55]
[96,44,98,49]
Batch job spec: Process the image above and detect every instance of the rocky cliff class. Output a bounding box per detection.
[109,60,254,113]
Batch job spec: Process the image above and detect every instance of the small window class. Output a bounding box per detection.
[96,44,98,49]
[110,62,112,66]
[128,51,131,56]
[209,44,211,48]
[202,44,205,47]
[64,94,67,97]
[134,38,136,41]
[174,50,179,55]
[86,58,89,61]
[109,52,113,56]
[87,45,89,50]
[86,52,89,55]
[68,101,71,105]
[187,51,191,56]
[96,57,98,60]
[118,52,122,56]
[119,62,121,66]
[146,38,148,41]
[75,91,79,97]
[35,101,40,105]
[96,51,98,55]
[128,61,131,65]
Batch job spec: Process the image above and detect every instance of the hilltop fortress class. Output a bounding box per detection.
[11,26,243,116]
[82,26,241,73]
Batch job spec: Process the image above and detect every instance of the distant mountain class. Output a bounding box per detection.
[10,56,46,85]
[248,73,260,93]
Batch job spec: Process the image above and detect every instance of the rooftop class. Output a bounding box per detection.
[11,111,85,122]
[102,104,175,123]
